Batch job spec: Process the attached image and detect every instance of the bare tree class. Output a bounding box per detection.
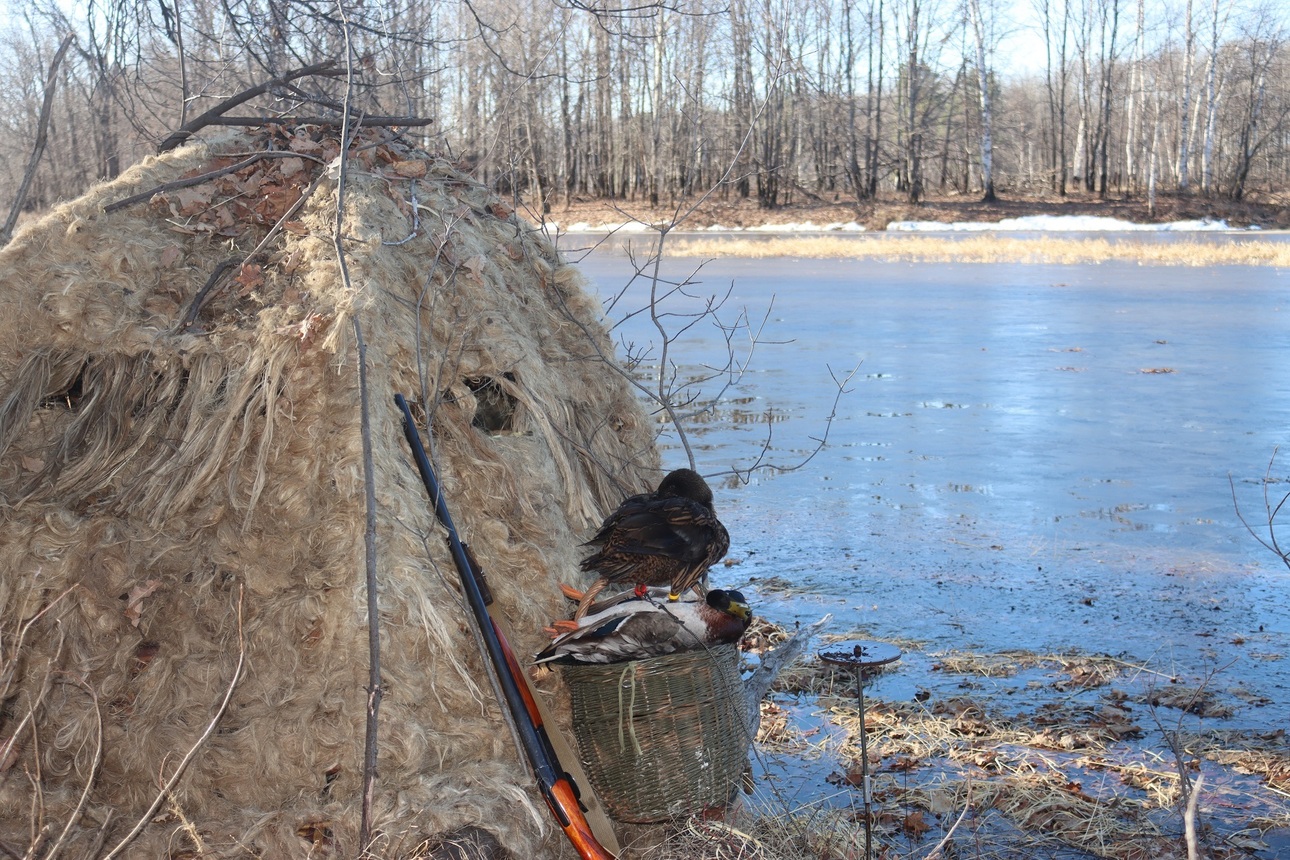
[1146,62,1163,212]
[1177,0,1197,190]
[1093,0,1122,196]
[0,33,71,245]
[892,0,951,202]
[1228,11,1286,199]
[965,0,998,200]
[1036,0,1072,193]
[1200,0,1232,191]
[1123,0,1145,193]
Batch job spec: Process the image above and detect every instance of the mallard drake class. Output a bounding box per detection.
[575,468,730,619]
[534,589,752,665]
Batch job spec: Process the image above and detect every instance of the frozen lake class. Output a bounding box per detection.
[570,245,1290,720]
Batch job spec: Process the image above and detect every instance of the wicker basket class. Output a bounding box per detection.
[559,643,748,823]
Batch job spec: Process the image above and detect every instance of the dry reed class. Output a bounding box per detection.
[665,235,1290,267]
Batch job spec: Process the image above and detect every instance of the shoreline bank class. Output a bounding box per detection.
[556,230,1290,266]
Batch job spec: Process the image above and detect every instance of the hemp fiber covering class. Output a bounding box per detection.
[0,127,658,858]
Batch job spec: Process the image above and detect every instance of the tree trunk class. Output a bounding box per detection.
[868,0,886,198]
[1178,0,1196,190]
[1230,41,1270,200]
[594,24,612,197]
[844,0,867,202]
[967,0,997,201]
[1124,0,1145,193]
[649,8,666,207]
[1096,0,1120,198]
[1148,86,1161,213]
[1200,0,1229,192]
[903,0,925,204]
[558,34,575,209]
[730,0,755,200]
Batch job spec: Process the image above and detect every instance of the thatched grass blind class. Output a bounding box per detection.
[0,127,657,859]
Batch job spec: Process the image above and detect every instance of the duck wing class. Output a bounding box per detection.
[582,497,728,571]
[534,599,710,664]
[573,585,674,616]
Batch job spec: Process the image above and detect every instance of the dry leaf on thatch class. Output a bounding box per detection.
[123,579,162,627]
[392,160,428,178]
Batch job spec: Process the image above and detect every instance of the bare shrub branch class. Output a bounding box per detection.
[1229,446,1290,571]
[548,66,852,484]
[1144,657,1237,860]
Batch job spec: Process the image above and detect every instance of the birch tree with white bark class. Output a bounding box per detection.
[1177,0,1197,189]
[965,0,998,200]
[1199,0,1232,191]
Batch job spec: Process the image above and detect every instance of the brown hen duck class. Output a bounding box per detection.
[575,468,730,619]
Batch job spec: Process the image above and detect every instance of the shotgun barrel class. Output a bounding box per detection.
[394,394,615,860]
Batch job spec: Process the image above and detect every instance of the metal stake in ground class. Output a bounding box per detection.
[818,640,902,860]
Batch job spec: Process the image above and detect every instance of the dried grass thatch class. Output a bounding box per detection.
[0,126,661,858]
[664,235,1290,267]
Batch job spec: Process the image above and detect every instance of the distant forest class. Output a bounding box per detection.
[1,0,1286,227]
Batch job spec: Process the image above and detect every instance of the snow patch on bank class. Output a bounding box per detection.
[886,214,1247,232]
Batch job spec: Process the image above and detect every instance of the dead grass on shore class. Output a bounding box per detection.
[734,628,1290,860]
[663,235,1290,267]
[596,631,1289,859]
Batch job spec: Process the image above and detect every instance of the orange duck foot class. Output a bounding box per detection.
[546,619,580,636]
[558,582,585,601]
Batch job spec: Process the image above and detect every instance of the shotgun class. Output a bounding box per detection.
[394,394,617,860]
